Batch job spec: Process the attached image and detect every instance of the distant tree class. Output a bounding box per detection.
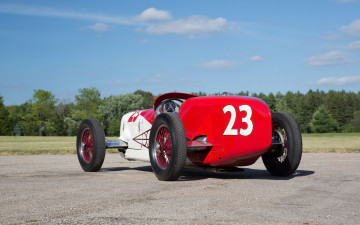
[46,115,66,136]
[341,91,359,131]
[54,101,73,119]
[72,87,102,121]
[344,111,360,132]
[326,90,346,131]
[191,91,207,96]
[266,92,277,112]
[301,90,324,132]
[32,90,57,120]
[64,117,79,136]
[257,92,268,103]
[30,90,58,136]
[292,92,308,133]
[212,92,224,96]
[14,123,22,136]
[3,89,360,136]
[8,105,22,135]
[0,96,11,135]
[311,105,338,133]
[237,91,249,96]
[305,90,323,112]
[47,101,74,136]
[8,91,57,136]
[275,97,294,115]
[98,94,144,136]
[134,90,155,109]
[351,111,360,132]
[13,103,36,136]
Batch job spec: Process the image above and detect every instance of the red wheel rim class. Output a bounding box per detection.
[154,125,172,169]
[80,128,94,163]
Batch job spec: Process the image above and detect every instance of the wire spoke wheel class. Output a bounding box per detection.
[76,118,106,172]
[262,112,302,177]
[271,123,288,163]
[80,128,94,163]
[149,113,187,181]
[154,125,172,168]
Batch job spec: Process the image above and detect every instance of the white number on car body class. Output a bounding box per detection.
[128,111,140,122]
[223,105,253,136]
[239,105,253,136]
[223,105,238,135]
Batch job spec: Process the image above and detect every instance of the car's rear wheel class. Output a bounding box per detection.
[149,113,187,181]
[77,118,106,172]
[262,112,302,176]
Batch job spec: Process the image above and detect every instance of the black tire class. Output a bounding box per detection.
[76,118,106,172]
[149,113,187,181]
[262,112,302,176]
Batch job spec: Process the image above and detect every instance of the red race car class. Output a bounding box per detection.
[76,92,302,181]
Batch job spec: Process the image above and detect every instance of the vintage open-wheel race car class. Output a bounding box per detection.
[76,92,302,181]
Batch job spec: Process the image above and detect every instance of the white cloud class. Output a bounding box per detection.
[346,40,360,50]
[146,16,228,35]
[305,51,351,66]
[133,8,172,22]
[0,4,235,37]
[0,4,133,25]
[250,56,264,61]
[337,0,359,2]
[340,19,360,36]
[316,76,360,85]
[87,23,109,32]
[197,60,236,69]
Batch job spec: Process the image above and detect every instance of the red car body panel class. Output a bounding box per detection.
[138,92,272,167]
[140,109,156,124]
[179,96,272,167]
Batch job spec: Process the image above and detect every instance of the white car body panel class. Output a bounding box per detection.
[118,109,196,166]
[119,111,151,162]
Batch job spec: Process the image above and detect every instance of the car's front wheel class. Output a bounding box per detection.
[149,113,187,181]
[77,118,106,172]
[262,112,302,176]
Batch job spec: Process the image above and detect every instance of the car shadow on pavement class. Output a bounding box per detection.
[101,166,153,172]
[179,168,314,181]
[101,166,314,181]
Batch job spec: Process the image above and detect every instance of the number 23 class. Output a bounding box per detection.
[223,105,253,136]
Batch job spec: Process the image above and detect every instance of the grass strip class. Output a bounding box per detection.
[0,136,118,155]
[0,133,359,155]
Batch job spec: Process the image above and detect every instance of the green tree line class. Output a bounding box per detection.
[0,89,359,136]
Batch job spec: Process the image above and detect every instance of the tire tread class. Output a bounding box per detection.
[76,118,106,172]
[149,113,187,181]
[262,112,302,176]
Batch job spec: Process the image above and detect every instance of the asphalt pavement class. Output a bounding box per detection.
[0,153,359,224]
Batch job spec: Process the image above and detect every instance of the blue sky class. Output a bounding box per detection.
[1,0,360,105]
